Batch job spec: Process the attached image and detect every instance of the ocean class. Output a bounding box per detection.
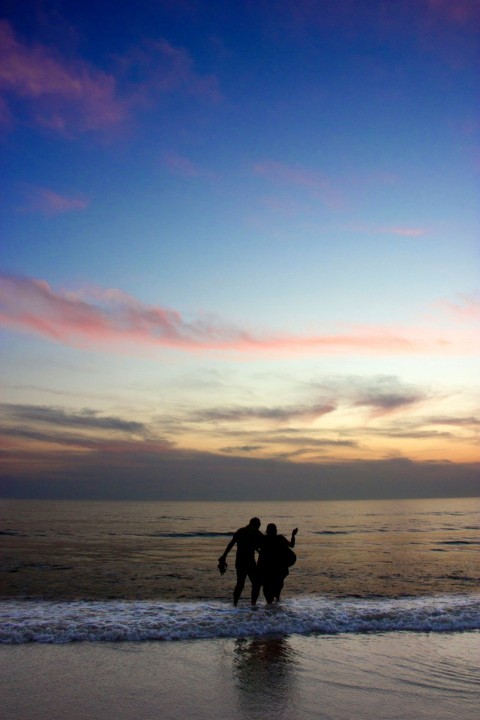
[1,497,479,719]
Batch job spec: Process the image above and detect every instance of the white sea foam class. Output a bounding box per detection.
[1,594,479,644]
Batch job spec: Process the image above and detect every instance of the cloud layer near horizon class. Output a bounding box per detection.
[1,274,477,357]
[1,394,479,501]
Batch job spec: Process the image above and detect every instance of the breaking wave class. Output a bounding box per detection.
[1,594,479,644]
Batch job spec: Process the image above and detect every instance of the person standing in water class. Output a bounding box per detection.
[218,517,263,606]
[257,523,298,604]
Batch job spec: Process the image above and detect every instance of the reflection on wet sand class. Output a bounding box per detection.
[232,636,299,719]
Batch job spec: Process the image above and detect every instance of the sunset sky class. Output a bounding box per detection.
[1,0,479,500]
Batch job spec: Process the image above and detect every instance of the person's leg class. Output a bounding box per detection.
[274,570,288,601]
[274,578,284,601]
[263,585,274,604]
[247,562,260,605]
[233,566,247,605]
[251,580,260,605]
[262,572,275,604]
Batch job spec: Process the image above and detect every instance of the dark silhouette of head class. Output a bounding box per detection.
[249,517,261,529]
[266,523,277,536]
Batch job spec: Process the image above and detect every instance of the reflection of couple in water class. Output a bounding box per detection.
[218,517,298,606]
[232,636,297,718]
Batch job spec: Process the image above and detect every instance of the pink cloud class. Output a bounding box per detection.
[253,160,343,209]
[0,22,220,137]
[254,160,331,190]
[0,95,11,127]
[164,151,200,178]
[258,194,314,217]
[425,0,479,25]
[439,295,480,322]
[0,274,476,358]
[379,226,428,238]
[19,187,90,215]
[271,0,479,30]
[163,151,218,180]
[0,21,127,134]
[350,224,429,238]
[139,40,221,102]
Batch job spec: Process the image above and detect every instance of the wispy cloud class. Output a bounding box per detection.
[220,435,357,459]
[0,274,476,357]
[220,445,264,454]
[310,375,438,422]
[264,0,479,34]
[1,403,146,434]
[252,163,409,217]
[255,1,479,71]
[350,377,428,416]
[163,151,216,180]
[425,0,479,26]
[254,160,331,191]
[439,295,480,322]
[178,376,478,463]
[0,20,127,134]
[355,412,480,444]
[381,227,428,237]
[18,186,90,215]
[0,429,173,466]
[348,223,429,238]
[163,151,201,177]
[253,159,343,209]
[425,415,480,428]
[124,39,220,103]
[0,21,220,137]
[181,375,442,435]
[190,402,336,423]
[0,403,174,468]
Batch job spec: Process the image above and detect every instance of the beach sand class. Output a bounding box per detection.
[1,632,478,720]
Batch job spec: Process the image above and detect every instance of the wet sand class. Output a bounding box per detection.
[1,632,479,720]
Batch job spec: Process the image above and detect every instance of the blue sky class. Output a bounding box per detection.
[1,0,479,499]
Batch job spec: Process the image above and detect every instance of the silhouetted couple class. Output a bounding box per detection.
[218,517,298,606]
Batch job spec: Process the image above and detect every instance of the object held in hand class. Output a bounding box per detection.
[218,557,228,575]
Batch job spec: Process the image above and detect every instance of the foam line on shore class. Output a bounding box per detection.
[1,594,479,644]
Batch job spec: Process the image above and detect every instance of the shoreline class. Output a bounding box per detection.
[2,594,480,643]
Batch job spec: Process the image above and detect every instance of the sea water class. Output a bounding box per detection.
[1,497,479,641]
[1,498,479,719]
[1,497,479,604]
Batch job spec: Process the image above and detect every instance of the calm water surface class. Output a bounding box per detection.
[1,497,479,600]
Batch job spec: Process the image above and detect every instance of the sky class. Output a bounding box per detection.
[0,0,479,501]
